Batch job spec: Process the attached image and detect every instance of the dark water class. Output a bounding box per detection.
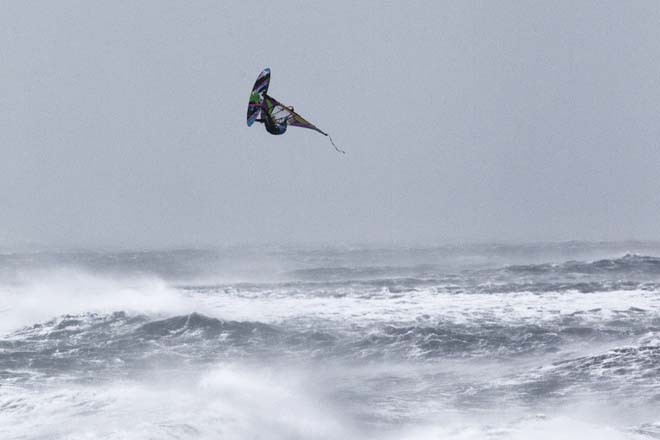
[1,243,660,439]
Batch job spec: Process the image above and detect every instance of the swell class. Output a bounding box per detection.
[3,308,658,377]
[504,254,660,277]
[490,340,660,408]
[0,313,329,375]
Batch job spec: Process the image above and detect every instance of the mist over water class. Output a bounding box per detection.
[2,242,660,439]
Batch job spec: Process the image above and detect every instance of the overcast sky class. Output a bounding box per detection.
[1,1,659,248]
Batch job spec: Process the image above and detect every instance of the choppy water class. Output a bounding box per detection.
[2,242,660,439]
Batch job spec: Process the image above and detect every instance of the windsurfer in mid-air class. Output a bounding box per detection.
[247,68,345,153]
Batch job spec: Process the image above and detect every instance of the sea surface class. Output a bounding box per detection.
[2,242,660,439]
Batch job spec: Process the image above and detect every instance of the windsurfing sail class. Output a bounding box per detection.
[246,68,344,154]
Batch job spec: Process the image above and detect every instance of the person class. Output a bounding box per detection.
[257,107,288,135]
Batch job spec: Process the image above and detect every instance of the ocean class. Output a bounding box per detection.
[1,242,660,439]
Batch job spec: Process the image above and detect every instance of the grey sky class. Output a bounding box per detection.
[1,1,659,248]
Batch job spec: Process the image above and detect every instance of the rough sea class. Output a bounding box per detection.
[2,242,660,439]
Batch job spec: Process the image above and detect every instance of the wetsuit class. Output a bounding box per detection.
[258,109,287,135]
